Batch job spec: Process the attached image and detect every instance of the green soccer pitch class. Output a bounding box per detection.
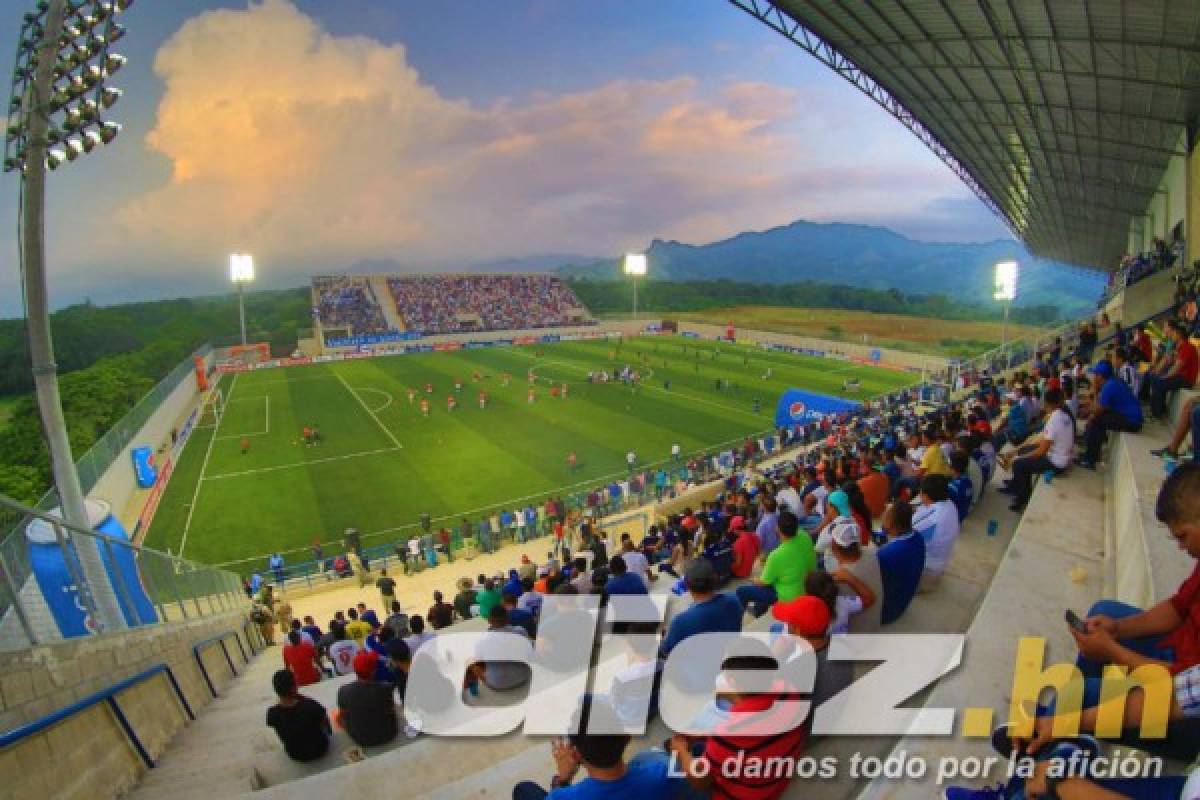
[142,335,919,568]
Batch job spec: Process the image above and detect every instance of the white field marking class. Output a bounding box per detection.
[215,395,270,439]
[509,348,764,423]
[179,371,236,557]
[353,386,394,414]
[334,370,404,449]
[211,426,784,568]
[202,446,401,480]
[235,373,340,386]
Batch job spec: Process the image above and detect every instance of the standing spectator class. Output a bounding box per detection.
[1079,360,1143,469]
[336,651,399,747]
[268,553,285,586]
[376,568,397,611]
[266,669,331,763]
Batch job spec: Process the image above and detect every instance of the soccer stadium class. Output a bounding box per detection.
[1,3,1199,800]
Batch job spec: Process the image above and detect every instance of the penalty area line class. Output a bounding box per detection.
[202,446,402,480]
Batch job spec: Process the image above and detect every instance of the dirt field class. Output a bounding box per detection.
[664,306,1047,358]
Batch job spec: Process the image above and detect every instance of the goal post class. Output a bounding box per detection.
[197,388,225,428]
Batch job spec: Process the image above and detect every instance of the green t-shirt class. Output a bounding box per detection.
[760,534,817,602]
[476,588,503,619]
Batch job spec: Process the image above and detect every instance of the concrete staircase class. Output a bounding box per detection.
[369,276,406,332]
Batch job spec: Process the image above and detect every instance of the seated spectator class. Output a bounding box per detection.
[946,450,974,522]
[667,655,809,799]
[476,579,504,619]
[1147,320,1198,419]
[266,669,331,763]
[503,592,536,637]
[427,590,455,630]
[1078,360,1143,469]
[569,557,593,593]
[1152,394,1200,464]
[281,630,322,687]
[877,501,925,624]
[404,615,435,654]
[770,595,853,731]
[609,621,665,729]
[661,561,743,657]
[730,522,760,579]
[1068,464,1200,705]
[512,695,683,799]
[344,607,371,648]
[857,452,890,520]
[755,496,781,554]
[999,387,1073,512]
[605,555,649,595]
[517,577,544,617]
[473,607,532,692]
[619,538,653,588]
[336,650,399,747]
[453,578,478,621]
[912,474,961,591]
[701,529,734,584]
[824,518,882,632]
[328,623,358,676]
[736,511,817,618]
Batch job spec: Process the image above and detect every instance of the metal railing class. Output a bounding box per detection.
[0,663,195,766]
[0,491,249,652]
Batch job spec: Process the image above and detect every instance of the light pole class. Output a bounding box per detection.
[994,260,1018,370]
[230,253,254,346]
[623,252,646,322]
[4,0,134,634]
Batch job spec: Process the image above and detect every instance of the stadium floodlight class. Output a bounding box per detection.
[230,253,255,345]
[993,260,1019,356]
[623,252,647,323]
[2,0,137,636]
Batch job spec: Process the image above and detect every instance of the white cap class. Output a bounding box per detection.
[830,516,861,548]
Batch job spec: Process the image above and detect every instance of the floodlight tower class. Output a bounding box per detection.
[230,253,255,346]
[623,253,647,322]
[994,260,1019,363]
[4,0,135,634]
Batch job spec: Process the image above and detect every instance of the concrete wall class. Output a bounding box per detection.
[1128,130,1189,255]
[1108,264,1183,326]
[0,609,257,800]
[88,367,203,532]
[1189,132,1199,268]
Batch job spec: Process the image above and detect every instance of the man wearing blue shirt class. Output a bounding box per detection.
[513,696,683,799]
[877,501,925,624]
[1080,360,1143,469]
[604,556,648,596]
[660,561,742,657]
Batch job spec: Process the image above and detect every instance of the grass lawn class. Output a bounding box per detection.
[616,307,1049,358]
[0,395,18,429]
[144,335,917,570]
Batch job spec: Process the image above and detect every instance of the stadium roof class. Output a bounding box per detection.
[731,0,1200,270]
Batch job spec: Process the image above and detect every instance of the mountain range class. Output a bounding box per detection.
[555,219,1105,314]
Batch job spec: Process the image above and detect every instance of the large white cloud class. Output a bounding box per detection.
[85,0,978,285]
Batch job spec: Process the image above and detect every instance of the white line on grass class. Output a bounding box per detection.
[334,370,404,449]
[508,349,766,423]
[178,372,235,557]
[353,386,394,414]
[236,373,340,386]
[215,395,270,439]
[202,446,401,480]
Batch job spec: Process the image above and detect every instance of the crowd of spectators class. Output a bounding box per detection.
[1101,237,1187,304]
[312,276,387,335]
[388,274,591,334]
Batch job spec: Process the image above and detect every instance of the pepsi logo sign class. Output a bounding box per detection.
[788,401,807,419]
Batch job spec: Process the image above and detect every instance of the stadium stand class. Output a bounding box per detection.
[311,276,387,335]
[387,274,592,334]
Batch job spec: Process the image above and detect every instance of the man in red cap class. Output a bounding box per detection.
[335,649,399,747]
[771,594,854,727]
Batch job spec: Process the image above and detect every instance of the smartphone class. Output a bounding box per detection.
[1064,609,1088,634]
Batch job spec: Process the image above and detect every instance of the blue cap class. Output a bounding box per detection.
[1089,361,1114,379]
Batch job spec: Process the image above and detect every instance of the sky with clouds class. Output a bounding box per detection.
[0,0,1016,316]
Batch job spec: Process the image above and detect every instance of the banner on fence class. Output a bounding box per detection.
[774,389,862,428]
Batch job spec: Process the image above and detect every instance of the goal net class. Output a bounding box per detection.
[197,389,225,428]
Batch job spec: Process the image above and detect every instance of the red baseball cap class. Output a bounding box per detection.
[772,595,831,636]
[353,649,378,679]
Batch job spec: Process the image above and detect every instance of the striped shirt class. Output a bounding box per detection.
[1177,664,1200,718]
[701,694,809,800]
